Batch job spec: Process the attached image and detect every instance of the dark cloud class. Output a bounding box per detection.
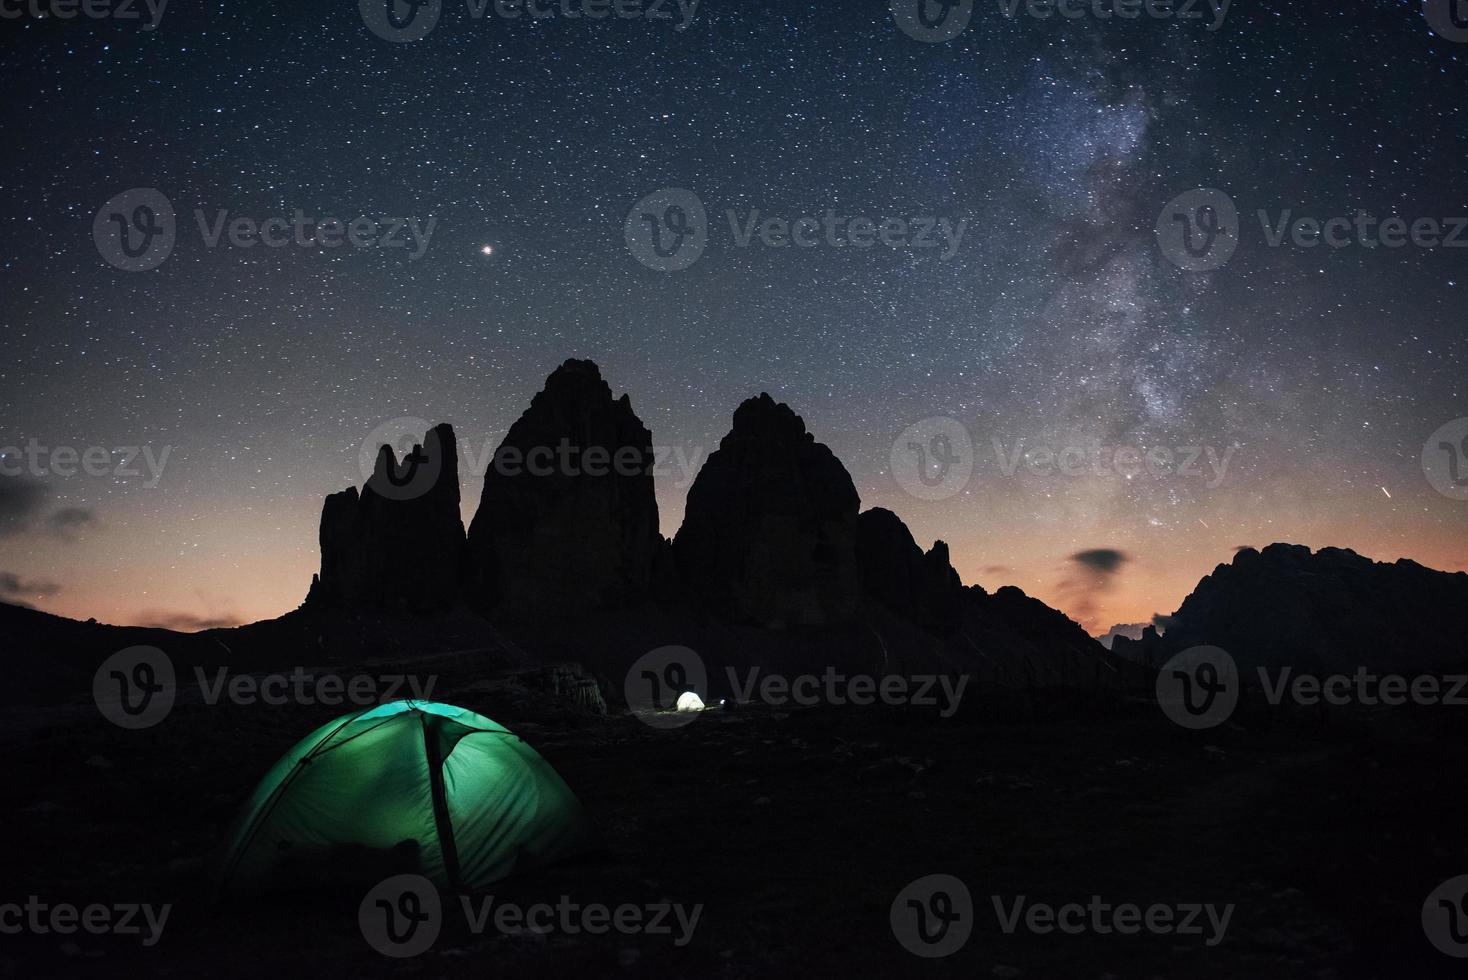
[134,609,244,632]
[1233,544,1253,552]
[1070,548,1128,574]
[1151,613,1176,632]
[0,571,62,600]
[0,478,47,537]
[1058,548,1131,632]
[47,506,99,541]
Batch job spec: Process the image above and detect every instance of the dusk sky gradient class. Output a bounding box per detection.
[2,0,1465,634]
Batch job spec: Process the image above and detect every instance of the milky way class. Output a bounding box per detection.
[1,0,1464,632]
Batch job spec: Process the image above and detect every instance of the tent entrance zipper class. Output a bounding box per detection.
[421,716,463,891]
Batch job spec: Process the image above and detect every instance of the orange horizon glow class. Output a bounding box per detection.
[16,475,1466,638]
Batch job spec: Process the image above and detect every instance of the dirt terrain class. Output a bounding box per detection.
[3,638,1465,978]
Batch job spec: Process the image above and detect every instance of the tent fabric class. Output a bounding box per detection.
[216,701,589,895]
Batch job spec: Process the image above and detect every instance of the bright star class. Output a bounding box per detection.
[480,245,494,256]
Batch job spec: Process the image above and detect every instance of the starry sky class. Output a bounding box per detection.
[1,0,1465,634]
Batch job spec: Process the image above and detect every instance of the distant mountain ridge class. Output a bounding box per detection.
[1112,543,1468,674]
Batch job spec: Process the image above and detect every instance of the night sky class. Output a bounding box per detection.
[1,0,1465,634]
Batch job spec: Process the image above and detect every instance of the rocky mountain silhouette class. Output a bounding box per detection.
[958,584,1125,687]
[855,507,963,636]
[1111,543,1468,674]
[465,359,662,620]
[674,393,862,628]
[307,423,464,616]
[295,359,1125,684]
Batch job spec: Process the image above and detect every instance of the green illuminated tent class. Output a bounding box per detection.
[217,701,589,895]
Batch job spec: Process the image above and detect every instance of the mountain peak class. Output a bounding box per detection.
[674,393,859,628]
[464,360,660,619]
[1115,543,1468,672]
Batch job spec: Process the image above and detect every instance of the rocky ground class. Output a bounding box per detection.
[3,641,1465,979]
